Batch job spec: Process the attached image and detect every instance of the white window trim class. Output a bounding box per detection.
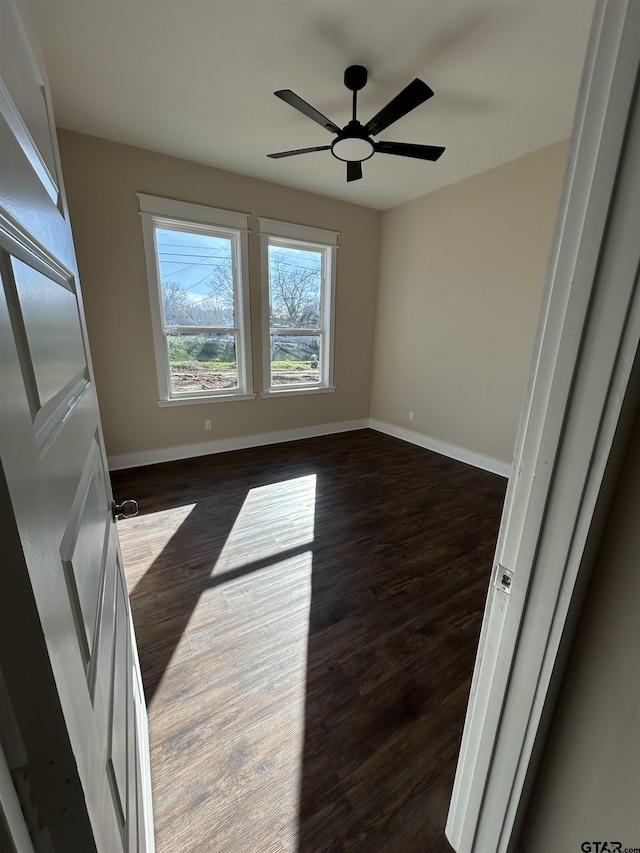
[259,218,338,397]
[259,386,336,399]
[138,194,255,404]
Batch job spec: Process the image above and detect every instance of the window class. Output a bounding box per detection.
[259,218,338,396]
[139,194,253,405]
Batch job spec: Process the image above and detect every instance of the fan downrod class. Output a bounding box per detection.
[344,65,367,92]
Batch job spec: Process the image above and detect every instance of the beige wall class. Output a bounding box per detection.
[57,130,380,460]
[370,141,568,464]
[521,409,640,852]
[59,129,568,466]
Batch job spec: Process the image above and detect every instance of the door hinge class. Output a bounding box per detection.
[495,564,514,594]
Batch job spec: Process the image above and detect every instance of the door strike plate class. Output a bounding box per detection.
[495,564,514,594]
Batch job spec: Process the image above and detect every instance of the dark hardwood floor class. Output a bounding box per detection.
[111,429,506,853]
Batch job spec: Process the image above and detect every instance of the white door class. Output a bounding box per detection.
[0,1,153,850]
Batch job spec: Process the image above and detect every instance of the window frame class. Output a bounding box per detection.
[259,218,338,397]
[138,194,254,405]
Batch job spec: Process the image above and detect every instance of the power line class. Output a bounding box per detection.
[157,240,231,250]
[269,259,321,273]
[158,251,232,259]
[160,264,230,284]
[157,245,232,278]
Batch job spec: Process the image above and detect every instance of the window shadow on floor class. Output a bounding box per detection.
[111,430,506,852]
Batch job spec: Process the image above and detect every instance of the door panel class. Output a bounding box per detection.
[132,681,146,853]
[0,0,59,197]
[0,0,72,273]
[59,436,110,671]
[0,0,152,850]
[2,236,89,454]
[11,256,87,413]
[109,570,131,841]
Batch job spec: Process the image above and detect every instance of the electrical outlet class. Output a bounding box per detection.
[204,420,212,431]
[409,411,415,421]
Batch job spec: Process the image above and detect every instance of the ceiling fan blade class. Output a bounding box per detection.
[374,141,445,161]
[347,161,362,182]
[267,146,332,159]
[274,90,341,134]
[364,79,434,136]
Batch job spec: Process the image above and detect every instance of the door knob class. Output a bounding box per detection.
[112,499,138,520]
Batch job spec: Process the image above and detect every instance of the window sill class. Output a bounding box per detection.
[157,393,257,407]
[260,386,336,399]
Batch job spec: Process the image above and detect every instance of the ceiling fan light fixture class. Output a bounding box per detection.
[268,66,444,182]
[331,136,374,163]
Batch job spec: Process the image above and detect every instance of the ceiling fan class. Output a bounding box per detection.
[267,65,445,183]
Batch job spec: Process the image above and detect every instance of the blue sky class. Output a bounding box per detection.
[156,228,231,298]
[156,227,323,304]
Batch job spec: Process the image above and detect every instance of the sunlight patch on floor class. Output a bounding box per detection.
[121,503,197,552]
[192,476,317,848]
[128,476,318,848]
[192,550,313,851]
[211,474,317,577]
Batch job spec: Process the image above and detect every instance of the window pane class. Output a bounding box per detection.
[271,334,320,386]
[156,227,235,328]
[167,332,238,393]
[268,244,321,329]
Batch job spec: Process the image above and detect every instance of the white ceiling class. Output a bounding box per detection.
[28,0,595,210]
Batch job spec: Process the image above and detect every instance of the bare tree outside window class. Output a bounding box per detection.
[269,248,321,328]
[156,228,240,392]
[267,243,323,386]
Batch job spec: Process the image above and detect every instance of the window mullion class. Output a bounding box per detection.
[268,328,321,336]
[164,326,239,336]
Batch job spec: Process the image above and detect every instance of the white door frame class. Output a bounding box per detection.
[446,1,640,851]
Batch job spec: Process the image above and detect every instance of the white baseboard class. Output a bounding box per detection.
[107,419,370,470]
[108,417,511,478]
[369,419,511,478]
